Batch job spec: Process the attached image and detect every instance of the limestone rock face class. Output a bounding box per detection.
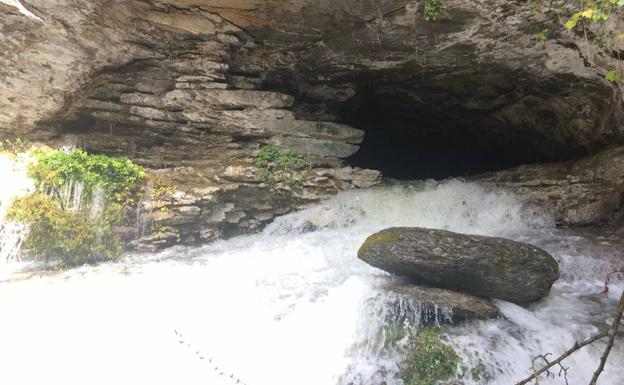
[358,227,560,304]
[2,0,624,248]
[476,146,624,225]
[0,0,383,248]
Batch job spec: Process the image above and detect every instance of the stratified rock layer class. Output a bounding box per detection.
[476,146,624,225]
[2,0,624,247]
[358,227,560,303]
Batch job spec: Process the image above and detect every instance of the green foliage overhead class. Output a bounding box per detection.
[400,327,460,385]
[537,0,624,32]
[6,147,146,267]
[424,0,443,22]
[254,144,309,192]
[29,147,145,207]
[536,0,624,82]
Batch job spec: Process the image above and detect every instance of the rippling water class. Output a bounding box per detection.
[0,177,622,385]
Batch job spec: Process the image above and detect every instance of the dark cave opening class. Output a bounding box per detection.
[340,91,550,180]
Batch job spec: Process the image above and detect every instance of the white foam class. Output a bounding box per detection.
[0,180,621,385]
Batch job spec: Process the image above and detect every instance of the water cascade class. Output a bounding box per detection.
[0,153,33,274]
[0,180,622,385]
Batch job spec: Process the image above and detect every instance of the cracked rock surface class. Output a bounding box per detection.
[1,0,624,248]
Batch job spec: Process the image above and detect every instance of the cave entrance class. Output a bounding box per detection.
[341,90,546,180]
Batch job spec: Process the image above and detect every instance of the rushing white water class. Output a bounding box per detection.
[0,153,33,275]
[0,180,622,385]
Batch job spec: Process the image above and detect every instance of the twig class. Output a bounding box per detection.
[514,329,609,385]
[589,288,624,385]
[531,353,570,385]
[516,265,624,385]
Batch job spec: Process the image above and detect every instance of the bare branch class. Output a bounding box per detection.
[514,329,609,385]
[589,288,624,385]
[530,353,570,385]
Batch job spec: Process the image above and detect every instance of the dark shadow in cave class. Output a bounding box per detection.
[341,91,546,180]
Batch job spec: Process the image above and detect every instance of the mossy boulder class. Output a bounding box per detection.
[358,227,559,304]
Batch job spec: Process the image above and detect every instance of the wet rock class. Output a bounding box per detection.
[358,227,559,304]
[388,284,500,322]
[130,231,179,252]
[476,146,624,225]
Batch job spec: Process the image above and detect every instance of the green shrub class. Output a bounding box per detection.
[5,193,119,267]
[254,145,309,192]
[424,0,443,22]
[6,147,145,267]
[28,147,145,207]
[535,27,551,42]
[400,327,460,385]
[0,138,30,155]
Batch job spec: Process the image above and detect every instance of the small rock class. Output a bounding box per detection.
[388,284,500,322]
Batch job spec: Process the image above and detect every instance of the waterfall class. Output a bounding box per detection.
[136,182,154,238]
[0,149,109,270]
[0,180,622,385]
[0,153,33,270]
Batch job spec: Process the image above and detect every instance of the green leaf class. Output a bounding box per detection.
[605,71,622,82]
[565,12,582,30]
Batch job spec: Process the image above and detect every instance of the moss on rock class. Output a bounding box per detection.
[400,327,460,385]
[357,230,401,258]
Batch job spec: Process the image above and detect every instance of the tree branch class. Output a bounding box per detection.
[515,288,624,385]
[589,288,624,385]
[514,329,609,385]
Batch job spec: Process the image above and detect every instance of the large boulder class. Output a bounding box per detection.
[358,227,559,303]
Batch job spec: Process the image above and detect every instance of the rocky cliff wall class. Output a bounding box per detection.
[1,0,623,248]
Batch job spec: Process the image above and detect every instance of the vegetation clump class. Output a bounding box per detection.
[5,147,146,267]
[534,0,624,81]
[400,327,460,385]
[357,231,401,258]
[254,144,309,192]
[0,138,30,155]
[535,27,552,42]
[424,0,443,22]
